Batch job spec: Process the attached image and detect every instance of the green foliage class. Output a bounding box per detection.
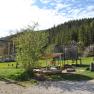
[0,68,24,80]
[15,27,48,71]
[47,18,94,47]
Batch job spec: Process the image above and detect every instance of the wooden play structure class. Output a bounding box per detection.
[43,53,64,67]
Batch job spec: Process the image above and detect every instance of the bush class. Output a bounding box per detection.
[16,69,34,81]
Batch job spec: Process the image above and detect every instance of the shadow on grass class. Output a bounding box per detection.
[0,69,37,87]
[0,70,93,84]
[36,73,93,81]
[6,71,93,81]
[0,76,26,87]
[72,64,89,68]
[59,73,93,81]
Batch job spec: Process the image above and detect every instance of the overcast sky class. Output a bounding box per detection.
[0,0,94,37]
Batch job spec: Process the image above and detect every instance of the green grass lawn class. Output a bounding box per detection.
[0,62,24,80]
[39,57,94,67]
[0,62,16,68]
[76,67,94,79]
[63,57,94,80]
[0,57,93,81]
[0,68,24,80]
[38,57,94,81]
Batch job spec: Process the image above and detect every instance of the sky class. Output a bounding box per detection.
[0,0,94,37]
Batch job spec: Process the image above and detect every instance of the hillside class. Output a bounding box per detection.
[47,18,94,47]
[0,18,94,57]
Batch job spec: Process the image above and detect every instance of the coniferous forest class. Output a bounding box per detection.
[47,18,94,47]
[36,18,94,57]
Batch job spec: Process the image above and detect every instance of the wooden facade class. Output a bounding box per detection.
[0,40,15,61]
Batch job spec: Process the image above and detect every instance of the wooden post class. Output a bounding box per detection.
[80,58,82,65]
[8,42,10,56]
[76,59,77,65]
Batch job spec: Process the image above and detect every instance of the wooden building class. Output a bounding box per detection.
[0,39,15,62]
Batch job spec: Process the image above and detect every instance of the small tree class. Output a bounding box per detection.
[15,26,48,72]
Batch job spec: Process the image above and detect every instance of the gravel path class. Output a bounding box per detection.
[0,80,94,94]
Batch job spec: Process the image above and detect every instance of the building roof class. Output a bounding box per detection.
[42,53,64,59]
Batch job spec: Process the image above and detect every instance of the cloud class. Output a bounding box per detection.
[0,0,94,37]
[29,5,69,30]
[0,0,34,37]
[40,0,62,4]
[40,0,50,4]
[66,5,94,19]
[55,3,68,11]
[0,0,69,37]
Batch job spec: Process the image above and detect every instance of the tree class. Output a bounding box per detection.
[15,26,48,72]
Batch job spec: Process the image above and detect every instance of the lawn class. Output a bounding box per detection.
[38,57,94,81]
[0,62,16,68]
[0,57,93,81]
[0,62,24,80]
[0,68,24,80]
[39,57,94,67]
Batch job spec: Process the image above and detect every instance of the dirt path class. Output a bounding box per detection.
[0,80,94,94]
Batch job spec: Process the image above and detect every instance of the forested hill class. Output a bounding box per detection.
[47,18,94,47]
[1,18,94,48]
